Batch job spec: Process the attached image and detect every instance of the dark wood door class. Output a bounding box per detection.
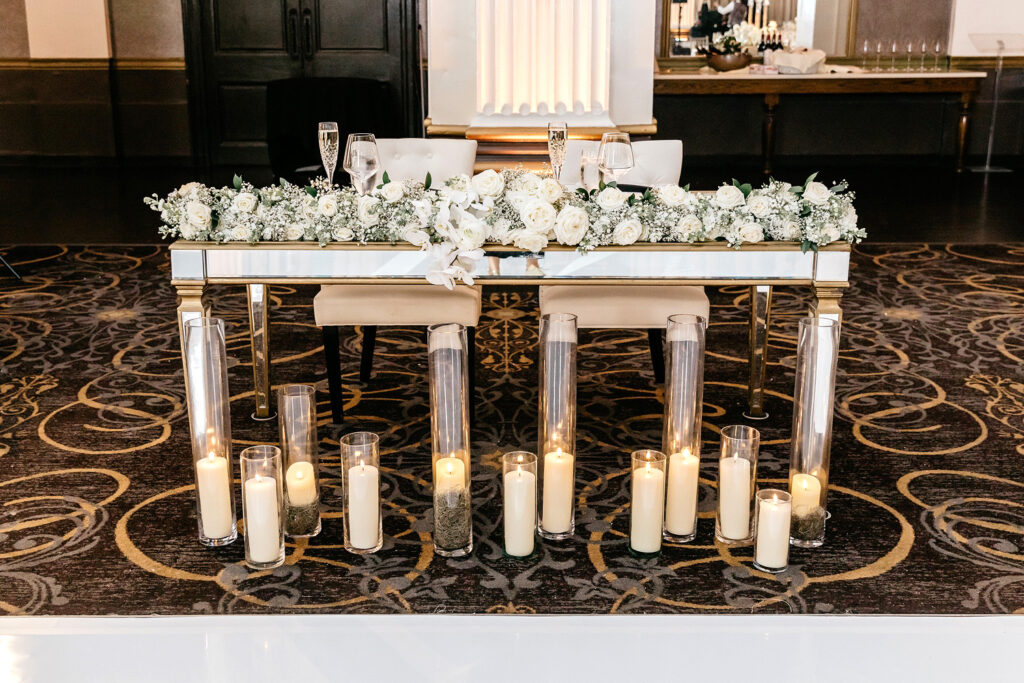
[183,0,420,166]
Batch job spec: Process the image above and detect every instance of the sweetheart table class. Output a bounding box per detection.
[170,240,850,421]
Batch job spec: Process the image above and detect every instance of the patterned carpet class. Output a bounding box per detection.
[1,244,1022,616]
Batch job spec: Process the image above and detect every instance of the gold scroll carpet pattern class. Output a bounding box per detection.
[0,244,1022,615]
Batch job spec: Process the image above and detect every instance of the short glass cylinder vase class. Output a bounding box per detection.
[502,451,538,558]
[184,317,237,547]
[753,488,792,573]
[662,314,707,543]
[715,425,759,544]
[278,384,321,538]
[428,323,473,557]
[240,445,285,570]
[537,313,578,540]
[341,431,383,554]
[789,317,839,548]
[630,450,667,558]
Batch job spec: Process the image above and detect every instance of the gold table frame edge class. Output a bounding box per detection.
[171,241,849,421]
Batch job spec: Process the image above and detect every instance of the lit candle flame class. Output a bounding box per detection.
[446,461,454,475]
[296,470,304,480]
[360,459,365,469]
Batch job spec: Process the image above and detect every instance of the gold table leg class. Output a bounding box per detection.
[247,284,275,421]
[176,283,210,433]
[811,285,844,328]
[744,285,772,420]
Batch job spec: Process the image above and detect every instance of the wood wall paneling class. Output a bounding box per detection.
[317,0,387,50]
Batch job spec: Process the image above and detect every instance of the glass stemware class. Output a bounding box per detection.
[318,122,339,186]
[919,40,928,72]
[860,39,870,70]
[932,40,944,72]
[874,40,883,72]
[343,133,379,196]
[597,131,634,185]
[889,40,898,72]
[547,122,568,182]
[905,41,914,71]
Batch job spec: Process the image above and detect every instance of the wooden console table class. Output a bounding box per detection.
[653,71,987,174]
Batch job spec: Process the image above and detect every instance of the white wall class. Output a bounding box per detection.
[950,0,1024,56]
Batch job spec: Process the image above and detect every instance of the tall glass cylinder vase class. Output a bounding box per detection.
[715,425,759,544]
[788,317,839,548]
[341,432,383,554]
[537,313,578,540]
[240,445,285,570]
[428,323,473,557]
[662,314,707,543]
[184,317,237,547]
[278,384,321,538]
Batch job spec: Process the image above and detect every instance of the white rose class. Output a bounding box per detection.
[779,219,802,241]
[520,199,557,233]
[457,217,488,250]
[317,194,339,217]
[515,173,543,197]
[472,169,505,197]
[673,214,703,240]
[657,184,689,208]
[434,217,457,240]
[178,221,199,240]
[540,177,563,203]
[333,226,354,242]
[803,181,832,206]
[356,195,379,225]
[595,186,627,212]
[841,205,858,230]
[738,221,764,243]
[404,228,431,246]
[302,196,317,219]
[553,206,590,245]
[507,191,530,212]
[714,184,745,209]
[612,217,643,245]
[284,224,305,241]
[513,230,548,252]
[225,225,250,241]
[232,192,258,213]
[177,182,202,195]
[185,200,212,228]
[746,193,772,218]
[822,223,841,243]
[261,227,275,241]
[380,180,405,203]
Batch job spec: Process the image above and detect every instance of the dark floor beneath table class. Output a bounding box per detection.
[1,244,1022,615]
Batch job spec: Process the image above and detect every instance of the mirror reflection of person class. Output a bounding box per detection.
[716,0,748,26]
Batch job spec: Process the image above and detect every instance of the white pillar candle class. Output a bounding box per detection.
[503,466,537,556]
[754,493,793,570]
[791,472,823,516]
[347,461,380,550]
[665,449,700,537]
[244,474,281,563]
[541,448,574,534]
[630,462,666,554]
[196,453,233,539]
[285,461,317,506]
[435,456,467,494]
[718,457,752,540]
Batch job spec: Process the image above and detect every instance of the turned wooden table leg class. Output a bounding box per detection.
[744,285,772,420]
[762,94,780,176]
[956,91,974,174]
[247,283,275,421]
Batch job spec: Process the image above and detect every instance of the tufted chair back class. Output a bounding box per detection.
[560,139,683,188]
[373,138,478,184]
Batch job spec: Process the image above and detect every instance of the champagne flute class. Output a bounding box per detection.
[874,40,883,72]
[597,132,634,186]
[342,133,379,196]
[860,39,870,70]
[547,122,568,182]
[580,148,599,191]
[318,122,339,186]
[889,40,898,72]
[919,40,928,71]
[932,40,943,71]
[905,41,914,71]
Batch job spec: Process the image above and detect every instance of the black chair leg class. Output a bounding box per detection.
[647,328,665,384]
[359,325,377,383]
[322,326,344,425]
[467,325,477,426]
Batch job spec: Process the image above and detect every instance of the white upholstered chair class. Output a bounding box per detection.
[314,138,480,424]
[542,138,704,383]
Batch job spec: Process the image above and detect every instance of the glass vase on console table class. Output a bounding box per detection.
[318,121,339,186]
[343,133,380,195]
[547,122,567,182]
[597,132,634,185]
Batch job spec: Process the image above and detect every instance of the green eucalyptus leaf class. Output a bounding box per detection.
[801,239,813,254]
[305,186,317,197]
[382,170,391,185]
[278,177,288,188]
[424,172,432,190]
[576,188,590,200]
[804,172,818,187]
[599,179,606,191]
[607,181,617,188]
[683,183,690,191]
[232,174,243,191]
[627,195,636,206]
[830,181,848,193]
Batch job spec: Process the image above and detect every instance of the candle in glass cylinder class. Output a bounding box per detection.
[196,453,233,539]
[502,452,537,557]
[665,448,700,539]
[541,448,574,534]
[791,472,822,514]
[754,489,792,572]
[244,473,281,564]
[630,452,667,555]
[433,455,471,552]
[285,461,317,506]
[718,456,752,540]
[347,459,380,550]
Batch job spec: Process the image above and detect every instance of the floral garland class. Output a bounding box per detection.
[145,168,862,288]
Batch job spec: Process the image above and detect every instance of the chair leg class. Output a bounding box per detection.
[359,325,377,383]
[467,325,477,427]
[647,328,665,384]
[322,326,344,425]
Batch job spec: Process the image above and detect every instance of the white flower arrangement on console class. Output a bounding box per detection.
[145,169,864,288]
